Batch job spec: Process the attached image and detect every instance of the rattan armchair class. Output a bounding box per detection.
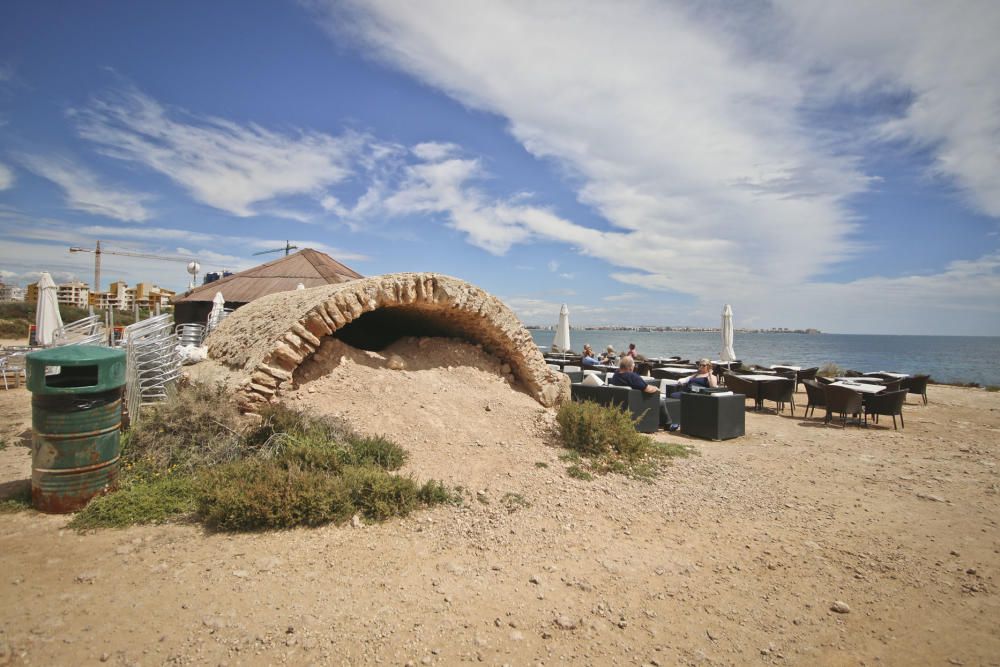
[824,384,863,426]
[802,379,826,418]
[863,389,907,430]
[723,373,759,410]
[902,374,930,405]
[759,378,795,415]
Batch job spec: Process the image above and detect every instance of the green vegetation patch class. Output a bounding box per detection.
[556,400,692,480]
[71,383,452,531]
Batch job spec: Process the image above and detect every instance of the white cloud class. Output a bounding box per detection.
[0,162,13,190]
[70,86,364,217]
[310,1,1000,334]
[546,260,559,273]
[15,153,152,221]
[313,0,871,298]
[776,0,1000,218]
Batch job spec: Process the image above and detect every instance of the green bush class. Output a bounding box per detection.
[556,400,651,458]
[75,383,451,531]
[818,362,843,377]
[197,461,354,531]
[69,476,198,529]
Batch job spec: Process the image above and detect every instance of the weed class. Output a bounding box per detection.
[986,385,1000,393]
[534,461,549,468]
[566,465,593,481]
[0,485,31,513]
[501,492,531,512]
[69,476,198,529]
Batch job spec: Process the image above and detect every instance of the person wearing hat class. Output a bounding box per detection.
[600,345,617,365]
[581,344,600,368]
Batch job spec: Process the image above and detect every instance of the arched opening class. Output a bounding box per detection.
[332,306,468,351]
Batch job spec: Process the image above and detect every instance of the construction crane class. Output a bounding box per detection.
[69,240,196,293]
[252,240,298,257]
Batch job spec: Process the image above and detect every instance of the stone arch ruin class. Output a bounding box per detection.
[205,273,568,409]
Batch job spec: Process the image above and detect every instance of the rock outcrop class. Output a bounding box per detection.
[204,273,569,409]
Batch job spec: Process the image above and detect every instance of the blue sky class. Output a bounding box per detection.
[1,0,998,335]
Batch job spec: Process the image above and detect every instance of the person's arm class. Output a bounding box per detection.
[708,373,719,388]
[643,383,658,394]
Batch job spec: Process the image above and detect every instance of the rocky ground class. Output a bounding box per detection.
[0,337,998,666]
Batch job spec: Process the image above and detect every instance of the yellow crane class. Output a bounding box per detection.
[69,241,196,294]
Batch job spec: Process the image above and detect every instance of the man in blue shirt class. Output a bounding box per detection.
[610,356,680,431]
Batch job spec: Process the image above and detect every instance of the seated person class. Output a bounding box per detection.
[581,344,600,368]
[600,345,617,365]
[670,358,718,398]
[625,343,638,359]
[609,356,680,431]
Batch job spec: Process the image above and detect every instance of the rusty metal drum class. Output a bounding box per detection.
[25,346,126,513]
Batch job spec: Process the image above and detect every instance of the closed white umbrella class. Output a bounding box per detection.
[35,272,63,346]
[721,304,736,362]
[207,291,226,329]
[552,304,571,353]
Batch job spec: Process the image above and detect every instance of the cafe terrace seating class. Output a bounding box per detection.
[902,374,930,405]
[863,389,908,430]
[802,379,827,418]
[824,384,863,426]
[758,377,795,415]
[722,373,760,410]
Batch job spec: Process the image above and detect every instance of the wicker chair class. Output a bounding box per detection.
[864,389,907,430]
[815,375,834,385]
[759,378,795,415]
[824,385,863,426]
[844,369,864,378]
[796,367,818,392]
[880,379,902,393]
[723,373,759,411]
[802,379,827,419]
[902,374,930,405]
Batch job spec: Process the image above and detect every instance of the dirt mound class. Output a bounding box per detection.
[282,337,557,486]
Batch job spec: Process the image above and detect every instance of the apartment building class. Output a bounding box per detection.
[90,281,175,311]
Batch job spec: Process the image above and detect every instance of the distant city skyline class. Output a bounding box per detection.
[1,1,998,335]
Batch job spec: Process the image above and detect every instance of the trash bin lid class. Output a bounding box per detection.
[26,345,125,365]
[26,345,126,394]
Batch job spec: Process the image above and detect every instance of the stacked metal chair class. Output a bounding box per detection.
[121,314,181,422]
[52,315,107,347]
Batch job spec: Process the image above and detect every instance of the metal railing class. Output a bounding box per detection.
[122,314,181,423]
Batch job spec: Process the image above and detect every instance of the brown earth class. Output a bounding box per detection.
[0,337,998,666]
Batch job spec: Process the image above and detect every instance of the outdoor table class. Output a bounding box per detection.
[828,381,885,394]
[658,365,696,372]
[737,374,786,382]
[651,367,696,381]
[834,376,882,384]
[770,365,801,371]
[712,360,739,368]
[863,371,910,379]
[646,357,681,365]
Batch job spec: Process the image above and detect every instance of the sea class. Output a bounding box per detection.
[529,330,1000,387]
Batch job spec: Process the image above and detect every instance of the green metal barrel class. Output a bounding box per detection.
[26,346,127,513]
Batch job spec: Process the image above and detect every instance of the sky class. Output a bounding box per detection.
[1,0,998,335]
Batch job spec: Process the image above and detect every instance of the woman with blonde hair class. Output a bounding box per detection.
[670,358,718,398]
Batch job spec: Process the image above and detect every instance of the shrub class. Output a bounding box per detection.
[197,461,354,531]
[556,400,651,458]
[69,476,198,529]
[818,362,843,377]
[122,383,249,474]
[986,385,1000,393]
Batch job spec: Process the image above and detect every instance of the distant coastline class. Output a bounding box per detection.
[525,325,822,334]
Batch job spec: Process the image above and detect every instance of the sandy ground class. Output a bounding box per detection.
[0,337,998,666]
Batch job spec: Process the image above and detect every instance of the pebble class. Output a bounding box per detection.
[555,616,577,630]
[529,574,541,585]
[830,601,851,614]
